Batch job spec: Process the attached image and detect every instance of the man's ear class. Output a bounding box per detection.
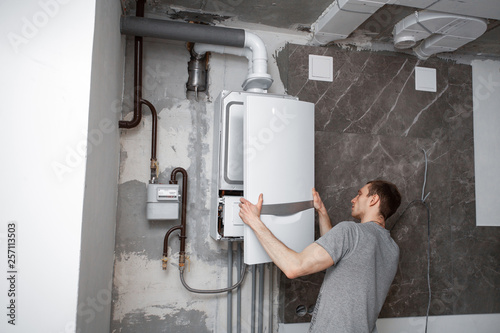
[369,194,380,207]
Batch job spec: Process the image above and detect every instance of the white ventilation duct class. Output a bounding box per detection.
[193,43,254,85]
[193,32,273,93]
[311,0,392,45]
[393,11,488,59]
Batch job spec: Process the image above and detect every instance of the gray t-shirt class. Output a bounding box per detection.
[309,221,399,333]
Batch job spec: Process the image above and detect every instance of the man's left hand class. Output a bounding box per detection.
[239,194,263,228]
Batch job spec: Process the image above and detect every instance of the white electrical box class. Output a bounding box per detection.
[147,184,180,220]
[218,196,245,237]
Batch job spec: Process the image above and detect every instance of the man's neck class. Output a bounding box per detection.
[360,216,385,228]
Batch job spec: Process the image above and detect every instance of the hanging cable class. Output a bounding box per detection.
[424,202,431,333]
[164,167,248,295]
[251,265,256,333]
[421,149,430,201]
[268,263,274,333]
[390,148,432,333]
[237,242,243,333]
[179,260,247,294]
[228,242,233,333]
[420,149,432,333]
[258,264,265,333]
[390,149,430,231]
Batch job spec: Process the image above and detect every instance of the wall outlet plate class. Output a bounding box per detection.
[309,55,333,82]
[415,66,437,92]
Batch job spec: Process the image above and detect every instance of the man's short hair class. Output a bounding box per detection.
[366,180,402,220]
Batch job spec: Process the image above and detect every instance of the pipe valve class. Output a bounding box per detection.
[179,253,186,269]
[162,256,169,270]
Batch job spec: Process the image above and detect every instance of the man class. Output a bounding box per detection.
[239,180,401,332]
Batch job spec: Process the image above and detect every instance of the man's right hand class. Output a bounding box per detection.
[312,188,333,236]
[312,188,326,213]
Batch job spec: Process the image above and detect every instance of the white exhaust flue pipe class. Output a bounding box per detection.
[243,32,272,91]
[193,32,273,93]
[193,43,253,79]
[120,16,273,92]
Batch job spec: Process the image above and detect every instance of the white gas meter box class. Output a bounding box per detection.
[147,184,180,220]
[210,90,315,265]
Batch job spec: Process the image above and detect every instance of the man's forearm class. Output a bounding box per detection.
[239,194,334,278]
[312,189,332,236]
[248,218,333,279]
[249,219,302,278]
[317,208,332,236]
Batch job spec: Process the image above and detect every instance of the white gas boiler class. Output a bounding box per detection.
[210,91,315,265]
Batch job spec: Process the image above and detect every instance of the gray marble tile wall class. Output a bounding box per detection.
[277,44,500,323]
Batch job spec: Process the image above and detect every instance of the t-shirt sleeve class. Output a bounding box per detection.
[315,221,357,265]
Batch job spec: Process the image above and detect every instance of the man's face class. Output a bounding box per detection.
[351,184,371,220]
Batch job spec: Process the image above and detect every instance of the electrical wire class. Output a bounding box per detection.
[179,260,248,294]
[424,202,431,333]
[420,149,431,333]
[421,149,429,200]
[390,149,432,333]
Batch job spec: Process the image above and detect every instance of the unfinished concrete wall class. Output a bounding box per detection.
[111,28,309,332]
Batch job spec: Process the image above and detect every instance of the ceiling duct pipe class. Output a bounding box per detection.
[120,16,273,92]
[121,16,246,47]
[393,10,487,60]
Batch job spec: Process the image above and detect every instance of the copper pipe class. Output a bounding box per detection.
[118,35,143,128]
[162,167,188,270]
[140,99,157,160]
[119,0,145,129]
[163,225,182,257]
[162,224,182,270]
[118,0,159,183]
[170,167,188,254]
[140,99,158,181]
